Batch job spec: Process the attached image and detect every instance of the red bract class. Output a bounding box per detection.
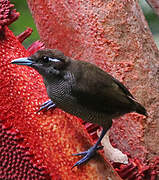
[27,0,159,179]
[0,0,121,179]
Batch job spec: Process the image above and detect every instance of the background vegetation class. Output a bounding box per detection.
[10,0,159,48]
[10,0,39,48]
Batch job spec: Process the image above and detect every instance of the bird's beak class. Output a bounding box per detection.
[11,57,33,66]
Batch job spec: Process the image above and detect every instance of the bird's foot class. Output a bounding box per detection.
[72,145,103,168]
[37,99,56,112]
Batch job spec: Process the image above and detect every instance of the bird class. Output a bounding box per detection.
[11,49,148,168]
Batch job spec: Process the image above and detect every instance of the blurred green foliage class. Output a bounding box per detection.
[10,0,39,48]
[139,1,159,47]
[10,0,159,48]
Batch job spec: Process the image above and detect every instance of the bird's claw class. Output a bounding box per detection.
[37,99,56,112]
[72,145,103,169]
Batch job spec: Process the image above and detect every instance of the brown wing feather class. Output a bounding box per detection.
[71,61,134,115]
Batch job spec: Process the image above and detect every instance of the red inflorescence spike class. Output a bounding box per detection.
[0,0,19,31]
[0,122,51,179]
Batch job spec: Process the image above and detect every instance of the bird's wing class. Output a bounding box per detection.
[111,77,134,99]
[71,64,134,113]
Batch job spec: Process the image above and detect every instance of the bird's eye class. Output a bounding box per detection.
[43,56,60,63]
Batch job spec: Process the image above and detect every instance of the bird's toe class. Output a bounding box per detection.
[72,145,103,168]
[37,99,56,112]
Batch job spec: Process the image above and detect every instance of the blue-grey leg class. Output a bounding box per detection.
[72,128,107,168]
[37,99,56,112]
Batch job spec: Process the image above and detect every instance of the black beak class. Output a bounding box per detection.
[11,57,33,66]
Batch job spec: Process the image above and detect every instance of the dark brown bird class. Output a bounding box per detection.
[11,49,147,168]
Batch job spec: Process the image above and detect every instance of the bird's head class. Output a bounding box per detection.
[11,49,70,78]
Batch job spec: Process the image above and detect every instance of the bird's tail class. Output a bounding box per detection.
[135,101,148,117]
